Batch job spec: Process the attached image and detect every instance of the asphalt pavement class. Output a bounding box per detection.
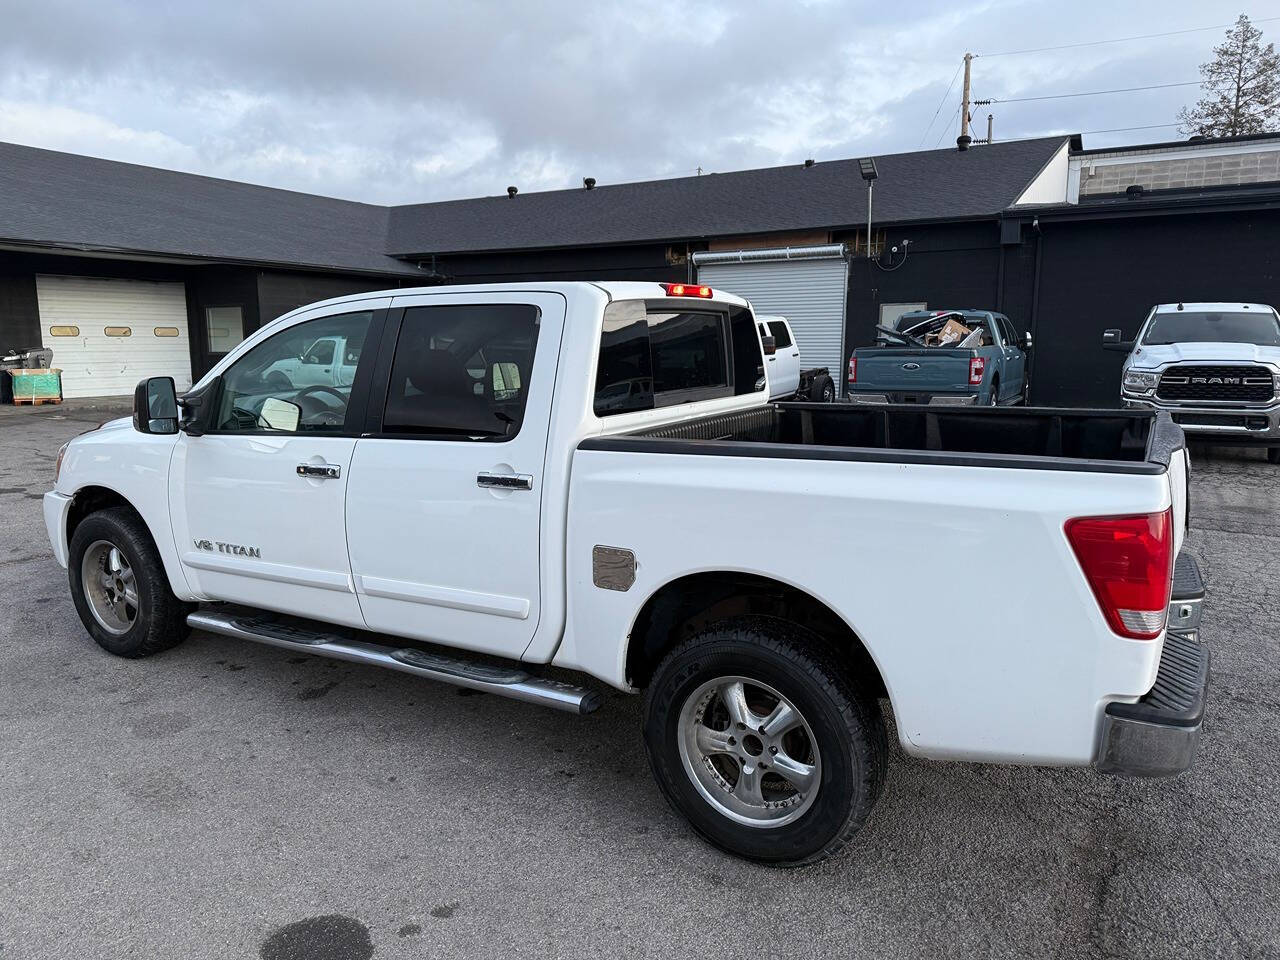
[1,400,1277,959]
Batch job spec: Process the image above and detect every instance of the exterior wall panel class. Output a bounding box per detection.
[1031,210,1280,407]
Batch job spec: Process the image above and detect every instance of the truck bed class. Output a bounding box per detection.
[584,402,1184,475]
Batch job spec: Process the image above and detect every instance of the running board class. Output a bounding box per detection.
[186,609,602,715]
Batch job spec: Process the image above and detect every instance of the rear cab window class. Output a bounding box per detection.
[767,321,792,349]
[594,298,763,417]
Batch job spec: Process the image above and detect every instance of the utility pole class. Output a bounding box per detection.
[957,52,973,150]
[987,113,993,144]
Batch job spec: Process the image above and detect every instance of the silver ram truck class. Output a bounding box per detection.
[1104,302,1280,464]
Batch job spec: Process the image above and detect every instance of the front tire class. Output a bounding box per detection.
[642,617,887,866]
[68,506,193,658]
[1268,447,1280,465]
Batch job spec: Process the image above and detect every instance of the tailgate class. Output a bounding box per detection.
[852,348,973,393]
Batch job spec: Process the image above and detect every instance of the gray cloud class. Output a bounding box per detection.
[0,0,1254,203]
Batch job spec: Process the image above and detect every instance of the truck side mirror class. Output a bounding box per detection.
[176,375,218,437]
[1101,329,1134,352]
[761,334,777,356]
[133,377,178,434]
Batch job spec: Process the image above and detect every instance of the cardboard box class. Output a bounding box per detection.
[925,319,972,346]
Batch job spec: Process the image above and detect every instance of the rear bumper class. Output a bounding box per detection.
[1096,555,1210,778]
[847,391,977,406]
[1122,396,1280,442]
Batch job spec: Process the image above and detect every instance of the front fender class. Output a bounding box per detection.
[55,429,197,601]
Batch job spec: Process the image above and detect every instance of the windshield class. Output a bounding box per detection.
[1142,310,1280,346]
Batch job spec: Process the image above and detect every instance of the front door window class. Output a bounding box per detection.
[213,311,372,433]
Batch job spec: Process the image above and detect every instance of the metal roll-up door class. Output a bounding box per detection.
[694,244,849,396]
[36,276,192,399]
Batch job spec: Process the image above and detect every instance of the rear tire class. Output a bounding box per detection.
[642,617,887,866]
[809,373,835,403]
[1268,447,1280,465]
[68,506,194,658]
[987,379,1000,406]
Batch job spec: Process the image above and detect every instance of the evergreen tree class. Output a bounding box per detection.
[1178,14,1280,137]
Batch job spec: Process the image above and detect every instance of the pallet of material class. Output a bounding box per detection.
[4,368,63,404]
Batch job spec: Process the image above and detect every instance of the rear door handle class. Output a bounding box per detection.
[297,463,341,479]
[477,472,533,490]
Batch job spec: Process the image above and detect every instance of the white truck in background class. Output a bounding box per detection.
[756,314,836,402]
[1105,301,1280,464]
[46,281,1209,866]
[261,332,362,391]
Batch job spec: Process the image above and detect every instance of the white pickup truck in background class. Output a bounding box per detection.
[45,281,1209,865]
[756,314,836,402]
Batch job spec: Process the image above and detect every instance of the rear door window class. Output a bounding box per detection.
[381,303,540,440]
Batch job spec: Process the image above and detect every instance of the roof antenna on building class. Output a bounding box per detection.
[507,186,518,198]
[583,177,596,190]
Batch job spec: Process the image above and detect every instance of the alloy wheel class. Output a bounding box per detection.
[677,676,822,828]
[80,540,139,636]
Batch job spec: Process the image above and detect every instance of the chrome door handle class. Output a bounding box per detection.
[477,472,533,490]
[297,463,341,479]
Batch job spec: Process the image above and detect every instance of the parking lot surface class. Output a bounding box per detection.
[1,402,1277,959]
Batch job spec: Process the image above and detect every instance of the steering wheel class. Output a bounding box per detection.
[292,384,349,427]
[294,384,348,406]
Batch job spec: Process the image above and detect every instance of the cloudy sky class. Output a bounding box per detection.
[0,1,1275,204]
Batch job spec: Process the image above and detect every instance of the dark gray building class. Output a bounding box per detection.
[3,131,1279,404]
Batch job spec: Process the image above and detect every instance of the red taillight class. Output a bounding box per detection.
[663,283,713,298]
[847,357,857,383]
[968,356,985,385]
[1064,509,1173,639]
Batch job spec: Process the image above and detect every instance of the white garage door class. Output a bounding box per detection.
[37,276,192,399]
[694,244,849,396]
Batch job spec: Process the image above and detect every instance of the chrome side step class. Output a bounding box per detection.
[187,609,602,715]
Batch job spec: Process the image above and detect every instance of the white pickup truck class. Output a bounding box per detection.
[45,281,1209,865]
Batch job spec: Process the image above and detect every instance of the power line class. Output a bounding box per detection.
[918,61,965,148]
[976,80,1200,105]
[934,102,962,149]
[1077,122,1185,136]
[998,122,1186,143]
[977,15,1280,58]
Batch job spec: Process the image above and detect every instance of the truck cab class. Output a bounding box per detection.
[1105,302,1280,463]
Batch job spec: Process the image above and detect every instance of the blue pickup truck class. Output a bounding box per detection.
[846,309,1031,406]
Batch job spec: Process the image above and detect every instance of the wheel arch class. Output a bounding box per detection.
[64,484,194,600]
[624,570,890,704]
